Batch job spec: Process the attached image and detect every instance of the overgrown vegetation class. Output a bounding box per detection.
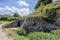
[35,0,52,9]
[43,9,57,23]
[5,28,60,40]
[27,30,60,40]
[28,0,60,23]
[16,27,27,36]
[2,0,60,40]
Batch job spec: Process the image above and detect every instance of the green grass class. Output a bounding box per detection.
[1,21,15,28]
[3,28,19,40]
[14,36,29,40]
[27,31,60,40]
[2,27,60,40]
[28,1,60,18]
[0,21,9,24]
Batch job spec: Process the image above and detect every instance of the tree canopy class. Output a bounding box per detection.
[13,12,20,17]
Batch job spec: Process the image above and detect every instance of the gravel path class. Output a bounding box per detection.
[0,23,12,40]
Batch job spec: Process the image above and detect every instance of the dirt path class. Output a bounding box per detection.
[0,24,12,40]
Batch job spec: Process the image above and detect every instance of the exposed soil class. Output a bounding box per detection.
[0,24,12,40]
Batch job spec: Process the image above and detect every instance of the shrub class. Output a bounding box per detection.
[16,27,27,36]
[44,9,57,23]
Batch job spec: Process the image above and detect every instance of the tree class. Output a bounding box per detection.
[13,12,20,17]
[35,0,52,9]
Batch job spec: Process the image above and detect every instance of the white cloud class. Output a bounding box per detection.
[0,6,31,16]
[0,7,6,11]
[18,8,30,16]
[5,6,17,12]
[17,0,29,6]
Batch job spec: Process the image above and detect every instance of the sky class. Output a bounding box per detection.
[0,0,57,16]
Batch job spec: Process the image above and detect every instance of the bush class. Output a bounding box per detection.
[16,27,27,36]
[44,9,57,23]
[7,17,16,21]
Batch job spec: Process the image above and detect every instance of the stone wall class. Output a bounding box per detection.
[22,17,55,32]
[5,20,24,28]
[54,8,60,26]
[22,8,60,32]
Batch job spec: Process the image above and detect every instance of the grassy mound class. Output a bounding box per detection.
[28,1,60,23]
[28,1,60,17]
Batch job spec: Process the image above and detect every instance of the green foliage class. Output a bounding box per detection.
[3,28,60,40]
[7,17,16,21]
[16,27,27,36]
[0,16,16,21]
[0,16,8,21]
[28,32,51,40]
[15,36,29,40]
[28,31,60,40]
[35,0,43,9]
[35,0,52,9]
[43,1,60,23]
[13,12,20,17]
[51,29,60,37]
[44,9,57,23]
[29,1,60,23]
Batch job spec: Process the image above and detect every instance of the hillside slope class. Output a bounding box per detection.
[22,1,60,32]
[28,1,60,18]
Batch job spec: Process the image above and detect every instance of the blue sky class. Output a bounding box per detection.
[0,0,38,16]
[0,0,57,16]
